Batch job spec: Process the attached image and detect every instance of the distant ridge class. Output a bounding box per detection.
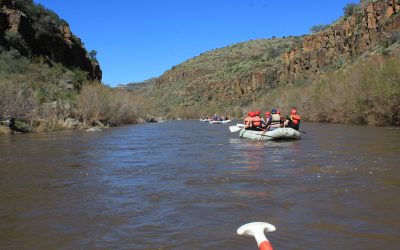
[116,77,157,93]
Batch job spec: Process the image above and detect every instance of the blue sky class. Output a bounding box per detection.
[34,0,357,86]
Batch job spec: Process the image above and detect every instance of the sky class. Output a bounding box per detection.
[33,0,357,86]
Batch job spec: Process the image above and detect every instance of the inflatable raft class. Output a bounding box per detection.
[239,127,301,141]
[209,119,232,124]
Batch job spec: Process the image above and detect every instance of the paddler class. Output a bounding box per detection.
[251,110,263,130]
[244,111,254,129]
[266,108,282,130]
[284,108,301,130]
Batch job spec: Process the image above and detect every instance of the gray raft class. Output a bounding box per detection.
[239,127,301,141]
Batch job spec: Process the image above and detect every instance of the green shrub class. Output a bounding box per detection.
[344,3,359,18]
[4,30,29,55]
[310,24,329,34]
[388,31,400,45]
[89,50,98,62]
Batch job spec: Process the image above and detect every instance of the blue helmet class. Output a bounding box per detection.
[271,108,277,114]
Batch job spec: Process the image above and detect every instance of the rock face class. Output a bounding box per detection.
[153,0,400,106]
[281,0,400,83]
[0,0,101,80]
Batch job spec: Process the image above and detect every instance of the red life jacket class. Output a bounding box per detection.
[252,116,261,127]
[291,114,301,125]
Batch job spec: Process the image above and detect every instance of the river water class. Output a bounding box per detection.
[0,121,399,249]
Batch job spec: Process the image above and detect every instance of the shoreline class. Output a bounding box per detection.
[0,115,167,135]
[2,117,399,136]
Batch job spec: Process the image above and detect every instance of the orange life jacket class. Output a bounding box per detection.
[252,116,261,127]
[291,114,301,125]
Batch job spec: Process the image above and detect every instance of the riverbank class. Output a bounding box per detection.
[0,114,165,135]
[0,51,159,135]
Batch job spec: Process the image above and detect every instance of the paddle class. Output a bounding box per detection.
[229,123,245,133]
[237,222,276,250]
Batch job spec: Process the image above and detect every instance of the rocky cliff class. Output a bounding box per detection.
[281,0,400,82]
[151,0,400,110]
[0,0,101,80]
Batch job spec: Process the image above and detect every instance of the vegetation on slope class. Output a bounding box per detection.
[0,0,153,134]
[147,0,400,125]
[1,0,101,80]
[0,51,155,133]
[258,54,400,126]
[180,38,297,77]
[148,37,300,116]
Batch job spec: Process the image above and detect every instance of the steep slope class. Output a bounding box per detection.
[281,0,400,82]
[0,0,101,80]
[0,0,108,133]
[0,1,156,134]
[150,37,299,112]
[149,0,400,119]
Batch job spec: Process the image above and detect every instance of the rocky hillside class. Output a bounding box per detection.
[281,0,400,82]
[0,0,101,80]
[151,37,299,111]
[149,0,400,117]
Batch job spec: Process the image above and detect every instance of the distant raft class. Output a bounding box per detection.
[239,127,301,141]
[209,119,232,124]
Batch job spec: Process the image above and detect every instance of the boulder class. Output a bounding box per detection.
[95,120,106,128]
[86,127,102,132]
[64,118,83,129]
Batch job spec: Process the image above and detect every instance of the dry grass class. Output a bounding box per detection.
[158,53,400,126]
[0,52,157,133]
[75,83,157,125]
[258,55,400,126]
[0,126,10,135]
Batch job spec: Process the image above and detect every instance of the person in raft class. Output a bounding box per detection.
[244,111,253,129]
[244,111,263,130]
[284,108,301,130]
[213,113,222,121]
[253,110,264,130]
[277,110,285,127]
[266,108,282,130]
[264,111,271,120]
[262,111,270,130]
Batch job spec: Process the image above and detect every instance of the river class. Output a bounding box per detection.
[0,121,399,249]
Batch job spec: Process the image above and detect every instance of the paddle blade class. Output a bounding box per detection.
[237,222,276,236]
[229,125,242,133]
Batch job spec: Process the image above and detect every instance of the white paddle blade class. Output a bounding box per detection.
[229,125,242,133]
[237,222,276,236]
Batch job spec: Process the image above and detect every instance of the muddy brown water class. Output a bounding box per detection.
[0,121,399,249]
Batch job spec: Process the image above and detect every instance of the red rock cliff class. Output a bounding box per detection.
[0,0,101,80]
[281,0,400,82]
